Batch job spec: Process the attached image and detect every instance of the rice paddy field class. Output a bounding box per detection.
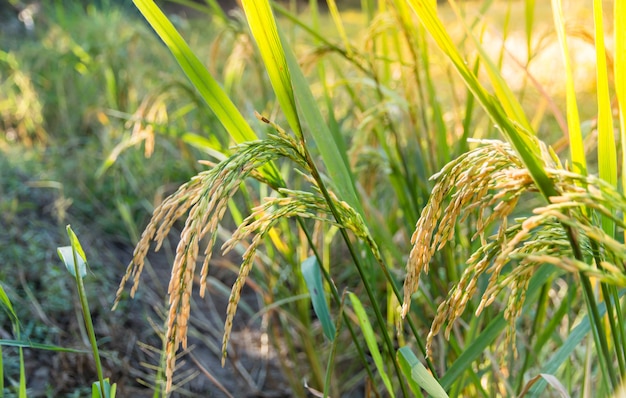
[1,0,625,397]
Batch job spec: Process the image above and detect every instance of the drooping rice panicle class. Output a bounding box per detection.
[403,139,626,359]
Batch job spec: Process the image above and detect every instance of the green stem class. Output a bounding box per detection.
[71,247,107,398]
[515,279,551,394]
[601,283,626,377]
[299,146,410,398]
[580,276,616,389]
[612,286,626,379]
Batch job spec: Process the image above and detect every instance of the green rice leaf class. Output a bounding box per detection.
[525,0,536,59]
[518,374,570,398]
[57,246,86,278]
[550,0,586,176]
[57,225,88,278]
[398,346,448,398]
[92,378,116,398]
[301,256,335,341]
[240,0,361,212]
[280,30,362,214]
[0,340,87,353]
[326,0,353,58]
[133,0,257,144]
[19,347,25,398]
[66,225,87,264]
[241,0,302,138]
[349,292,396,398]
[593,0,617,235]
[615,0,626,229]
[0,285,17,322]
[132,0,281,184]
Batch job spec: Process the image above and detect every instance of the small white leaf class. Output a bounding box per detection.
[57,246,87,278]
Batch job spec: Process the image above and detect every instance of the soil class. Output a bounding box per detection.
[0,164,291,397]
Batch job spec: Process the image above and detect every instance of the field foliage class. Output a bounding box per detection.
[1,0,626,397]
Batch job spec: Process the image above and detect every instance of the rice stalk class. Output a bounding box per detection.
[113,129,305,391]
[402,139,626,360]
[113,118,382,391]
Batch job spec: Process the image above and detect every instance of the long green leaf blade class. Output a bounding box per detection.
[133,0,257,144]
[0,285,17,322]
[349,293,396,398]
[618,0,626,192]
[239,0,361,212]
[525,0,536,60]
[398,347,448,398]
[280,30,362,213]
[302,256,336,341]
[551,0,586,176]
[0,340,88,353]
[132,0,281,183]
[593,0,617,237]
[615,0,626,239]
[241,0,302,138]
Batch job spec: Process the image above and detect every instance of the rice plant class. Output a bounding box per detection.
[114,0,626,396]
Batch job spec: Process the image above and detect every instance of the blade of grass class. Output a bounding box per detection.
[132,0,281,184]
[326,0,353,58]
[242,0,361,213]
[241,0,302,139]
[0,281,26,397]
[133,0,256,144]
[617,0,626,239]
[0,340,87,353]
[615,3,626,372]
[550,0,586,176]
[302,256,336,341]
[0,285,17,322]
[349,292,397,398]
[280,31,363,213]
[323,291,347,398]
[397,347,447,398]
[18,346,25,398]
[525,0,536,62]
[592,1,619,388]
[593,0,617,230]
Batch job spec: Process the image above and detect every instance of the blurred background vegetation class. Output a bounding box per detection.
[0,0,614,396]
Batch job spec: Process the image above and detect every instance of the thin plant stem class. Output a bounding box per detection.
[295,146,410,397]
[71,246,107,398]
[601,283,625,373]
[580,275,617,389]
[515,281,551,394]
